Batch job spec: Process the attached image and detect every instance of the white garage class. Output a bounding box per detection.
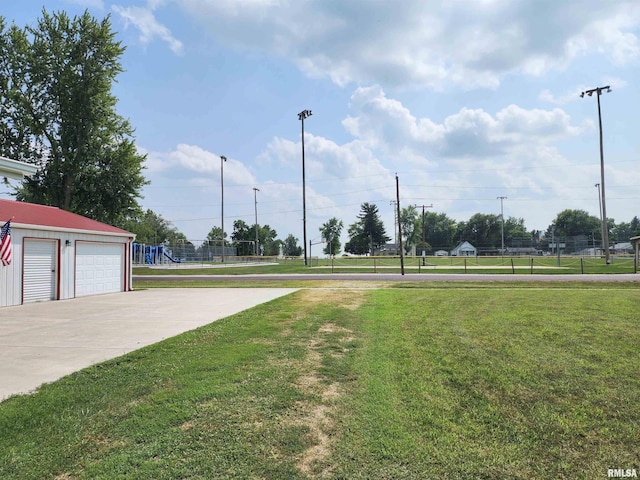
[0,199,134,307]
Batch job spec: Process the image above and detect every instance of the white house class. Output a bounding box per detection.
[0,156,38,180]
[0,199,135,307]
[450,241,477,256]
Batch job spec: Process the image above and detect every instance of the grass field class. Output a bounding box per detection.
[133,254,637,275]
[1,284,639,479]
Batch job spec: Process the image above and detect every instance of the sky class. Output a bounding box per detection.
[2,0,640,250]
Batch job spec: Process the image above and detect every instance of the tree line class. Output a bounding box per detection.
[128,204,640,259]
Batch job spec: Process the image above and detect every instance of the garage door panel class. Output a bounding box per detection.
[76,243,123,297]
[23,240,57,303]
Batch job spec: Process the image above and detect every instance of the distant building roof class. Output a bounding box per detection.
[0,199,132,237]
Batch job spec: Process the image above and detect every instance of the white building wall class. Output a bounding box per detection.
[0,226,132,308]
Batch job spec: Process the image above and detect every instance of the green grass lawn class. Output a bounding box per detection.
[133,254,637,275]
[1,285,639,479]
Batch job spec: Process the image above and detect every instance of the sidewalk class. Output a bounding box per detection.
[0,288,298,400]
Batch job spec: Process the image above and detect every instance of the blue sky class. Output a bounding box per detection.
[2,0,639,248]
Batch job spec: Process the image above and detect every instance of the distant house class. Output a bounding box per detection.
[450,241,477,256]
[612,242,633,254]
[378,243,401,256]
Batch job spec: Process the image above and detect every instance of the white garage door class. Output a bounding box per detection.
[23,239,57,303]
[76,242,124,297]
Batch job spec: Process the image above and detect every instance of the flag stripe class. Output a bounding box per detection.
[0,220,12,266]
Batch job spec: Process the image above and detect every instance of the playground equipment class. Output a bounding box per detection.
[132,243,181,265]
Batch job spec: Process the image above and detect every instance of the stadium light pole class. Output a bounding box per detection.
[253,187,260,256]
[581,86,611,264]
[298,109,312,266]
[498,196,507,257]
[220,155,227,263]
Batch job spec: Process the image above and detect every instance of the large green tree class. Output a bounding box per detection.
[423,211,458,252]
[206,226,227,246]
[319,217,343,256]
[231,220,278,256]
[231,220,253,256]
[549,209,602,239]
[282,234,302,257]
[399,205,419,254]
[122,209,181,245]
[0,9,146,225]
[611,216,640,242]
[503,217,531,247]
[455,213,501,249]
[345,202,390,255]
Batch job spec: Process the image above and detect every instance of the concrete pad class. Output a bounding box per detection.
[0,288,297,400]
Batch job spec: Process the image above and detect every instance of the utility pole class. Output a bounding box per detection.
[595,183,603,255]
[298,109,312,266]
[253,187,260,256]
[414,203,433,265]
[220,155,227,263]
[396,174,404,275]
[497,196,507,257]
[390,200,398,253]
[581,86,611,264]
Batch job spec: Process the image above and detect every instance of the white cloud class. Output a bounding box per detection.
[145,144,256,186]
[341,85,582,160]
[112,3,184,54]
[180,0,640,89]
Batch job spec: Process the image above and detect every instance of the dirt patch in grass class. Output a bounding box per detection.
[292,288,368,311]
[278,290,364,477]
[294,402,333,477]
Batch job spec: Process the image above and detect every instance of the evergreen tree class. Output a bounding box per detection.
[345,203,390,255]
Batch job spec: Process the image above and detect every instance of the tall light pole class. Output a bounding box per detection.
[298,109,312,266]
[253,187,260,256]
[220,155,227,263]
[595,183,603,254]
[498,196,507,256]
[581,86,611,264]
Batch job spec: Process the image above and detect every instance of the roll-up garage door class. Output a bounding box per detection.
[23,239,57,303]
[76,242,124,297]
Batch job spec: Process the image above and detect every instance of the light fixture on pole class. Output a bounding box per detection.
[220,155,227,263]
[298,109,312,266]
[498,196,507,256]
[253,187,260,256]
[581,86,611,264]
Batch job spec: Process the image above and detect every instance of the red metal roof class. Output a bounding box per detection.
[0,199,133,236]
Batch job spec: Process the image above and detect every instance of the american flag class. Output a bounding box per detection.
[0,219,11,266]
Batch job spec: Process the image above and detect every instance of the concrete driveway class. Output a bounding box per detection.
[0,288,298,401]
